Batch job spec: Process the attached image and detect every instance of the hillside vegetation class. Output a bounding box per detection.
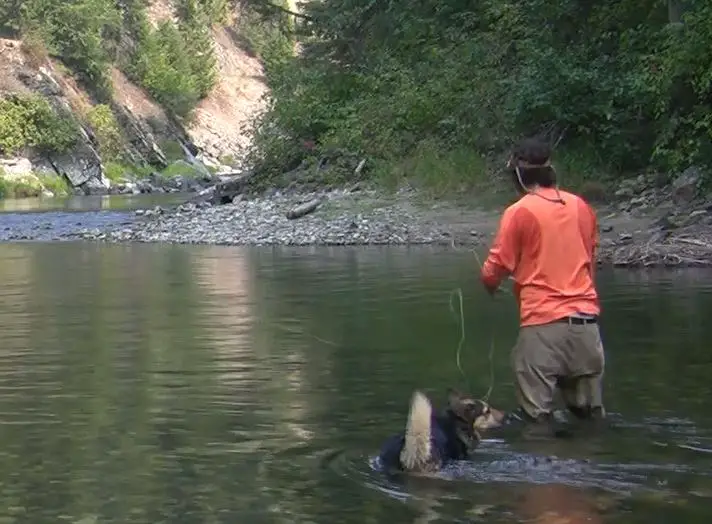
[0,0,292,195]
[1,0,710,198]
[243,0,712,193]
[0,0,289,116]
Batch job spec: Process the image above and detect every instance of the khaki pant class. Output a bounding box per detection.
[512,320,605,419]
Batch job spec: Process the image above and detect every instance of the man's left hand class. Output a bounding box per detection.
[482,281,499,296]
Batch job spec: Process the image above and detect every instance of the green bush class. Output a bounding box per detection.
[243,0,712,189]
[0,94,78,155]
[0,168,70,199]
[129,19,217,117]
[373,139,489,194]
[0,178,41,199]
[162,160,203,178]
[159,139,187,162]
[37,173,71,196]
[85,104,124,161]
[236,4,294,75]
[19,0,121,99]
[104,161,154,181]
[4,0,220,117]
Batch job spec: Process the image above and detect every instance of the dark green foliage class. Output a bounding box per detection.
[15,0,121,99]
[0,94,78,155]
[246,0,712,184]
[235,3,294,75]
[1,0,221,118]
[176,0,230,24]
[123,0,218,118]
[129,19,216,117]
[0,0,23,35]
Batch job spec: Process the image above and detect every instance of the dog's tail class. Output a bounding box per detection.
[399,390,433,470]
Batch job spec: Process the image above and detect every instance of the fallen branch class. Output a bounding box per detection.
[673,237,712,249]
[354,158,367,178]
[286,197,322,220]
[604,239,712,267]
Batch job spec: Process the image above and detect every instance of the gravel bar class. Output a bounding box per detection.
[66,189,484,246]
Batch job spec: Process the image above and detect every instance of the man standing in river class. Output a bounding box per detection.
[480,138,605,436]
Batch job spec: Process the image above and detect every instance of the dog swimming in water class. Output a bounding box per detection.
[377,389,505,474]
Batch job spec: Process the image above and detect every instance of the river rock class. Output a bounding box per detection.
[209,173,253,205]
[81,175,111,195]
[618,232,633,243]
[0,157,33,177]
[111,103,168,168]
[671,167,702,204]
[615,175,647,199]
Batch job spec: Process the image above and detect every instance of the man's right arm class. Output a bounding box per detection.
[480,207,520,295]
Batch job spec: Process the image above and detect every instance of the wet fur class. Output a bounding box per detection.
[378,389,504,474]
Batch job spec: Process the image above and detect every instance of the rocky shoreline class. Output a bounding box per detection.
[2,163,712,269]
[66,187,483,246]
[57,180,712,268]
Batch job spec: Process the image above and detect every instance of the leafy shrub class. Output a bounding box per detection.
[20,0,121,99]
[0,168,69,199]
[37,173,71,196]
[236,5,294,75]
[162,160,204,178]
[85,104,124,161]
[159,140,187,162]
[104,161,153,181]
[0,94,78,154]
[130,19,217,117]
[245,0,712,188]
[0,177,42,199]
[19,29,50,68]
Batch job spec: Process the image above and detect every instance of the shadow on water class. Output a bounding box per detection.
[0,244,711,522]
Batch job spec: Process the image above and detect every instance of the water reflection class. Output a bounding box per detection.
[0,192,189,214]
[0,244,709,522]
[515,484,605,524]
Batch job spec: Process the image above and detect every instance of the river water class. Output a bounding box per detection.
[0,239,711,522]
[0,194,187,241]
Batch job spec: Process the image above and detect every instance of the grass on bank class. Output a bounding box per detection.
[362,140,616,208]
[104,159,212,184]
[0,157,211,201]
[0,170,72,199]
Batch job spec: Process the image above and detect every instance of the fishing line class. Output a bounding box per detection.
[514,163,566,205]
[448,287,468,381]
[448,286,498,402]
[447,245,514,402]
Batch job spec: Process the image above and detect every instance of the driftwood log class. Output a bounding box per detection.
[188,172,252,205]
[286,198,322,220]
[354,158,366,178]
[211,173,252,205]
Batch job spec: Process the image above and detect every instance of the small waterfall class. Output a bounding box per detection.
[177,139,212,178]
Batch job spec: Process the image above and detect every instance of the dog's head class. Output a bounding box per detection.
[446,389,505,446]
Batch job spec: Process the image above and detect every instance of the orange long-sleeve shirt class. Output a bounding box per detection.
[480,187,600,327]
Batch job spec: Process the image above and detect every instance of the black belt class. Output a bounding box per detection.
[557,316,598,325]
